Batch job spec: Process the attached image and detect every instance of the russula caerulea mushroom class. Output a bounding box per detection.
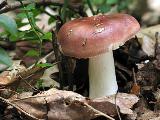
[57,14,140,98]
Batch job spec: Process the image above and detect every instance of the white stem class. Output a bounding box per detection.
[89,51,118,98]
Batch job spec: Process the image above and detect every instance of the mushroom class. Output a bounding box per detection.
[57,14,140,98]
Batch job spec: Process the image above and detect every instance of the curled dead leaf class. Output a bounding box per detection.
[0,71,12,86]
[92,93,139,115]
[136,24,160,56]
[2,89,139,120]
[5,89,115,120]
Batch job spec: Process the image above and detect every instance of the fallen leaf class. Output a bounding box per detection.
[136,24,160,56]
[92,93,139,115]
[137,110,160,120]
[0,60,27,87]
[4,89,139,120]
[9,89,109,120]
[130,83,141,95]
[0,71,11,86]
[148,0,160,12]
[41,65,59,88]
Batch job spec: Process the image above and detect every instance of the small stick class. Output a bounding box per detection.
[0,96,41,120]
[86,0,96,15]
[79,101,115,120]
[66,57,74,91]
[132,68,137,85]
[0,0,7,10]
[154,32,159,58]
[52,31,64,89]
[114,92,122,120]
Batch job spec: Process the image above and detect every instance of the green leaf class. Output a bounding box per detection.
[16,87,26,93]
[0,47,12,66]
[23,30,39,40]
[106,0,118,4]
[0,31,8,38]
[22,3,35,11]
[117,1,129,11]
[61,0,69,23]
[98,4,111,13]
[9,30,39,42]
[9,34,18,41]
[48,17,56,25]
[27,3,35,10]
[41,32,52,40]
[93,0,105,5]
[17,13,27,19]
[36,63,54,68]
[25,49,39,57]
[0,15,18,37]
[35,79,44,89]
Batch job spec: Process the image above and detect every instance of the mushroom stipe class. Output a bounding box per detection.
[58,13,140,98]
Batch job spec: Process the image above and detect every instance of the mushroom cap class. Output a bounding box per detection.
[57,14,140,58]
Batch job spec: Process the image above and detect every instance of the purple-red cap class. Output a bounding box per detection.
[58,14,140,58]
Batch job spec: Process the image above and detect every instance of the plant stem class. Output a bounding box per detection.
[19,0,43,61]
[87,0,95,15]
[61,0,68,23]
[0,0,80,14]
[52,31,64,89]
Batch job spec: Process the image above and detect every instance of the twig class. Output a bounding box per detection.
[78,5,88,17]
[43,9,57,20]
[9,95,48,102]
[114,92,122,120]
[80,101,115,120]
[0,96,41,120]
[154,32,159,58]
[132,68,137,84]
[0,0,80,14]
[86,0,96,15]
[18,74,39,92]
[115,61,132,76]
[116,70,128,82]
[52,31,64,89]
[65,56,74,91]
[9,65,45,87]
[0,0,7,10]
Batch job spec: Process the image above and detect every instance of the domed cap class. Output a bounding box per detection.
[57,14,140,58]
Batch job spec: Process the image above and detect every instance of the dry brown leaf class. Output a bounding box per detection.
[93,93,139,115]
[148,0,160,12]
[0,63,8,71]
[136,25,160,56]
[7,89,116,120]
[41,65,59,88]
[0,60,27,87]
[0,71,11,86]
[130,83,141,95]
[150,117,160,120]
[5,89,139,120]
[137,110,160,120]
[88,98,117,117]
[137,25,160,39]
[45,90,100,120]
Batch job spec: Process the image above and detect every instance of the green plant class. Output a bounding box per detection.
[86,0,133,14]
[35,79,44,89]
[0,0,134,89]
